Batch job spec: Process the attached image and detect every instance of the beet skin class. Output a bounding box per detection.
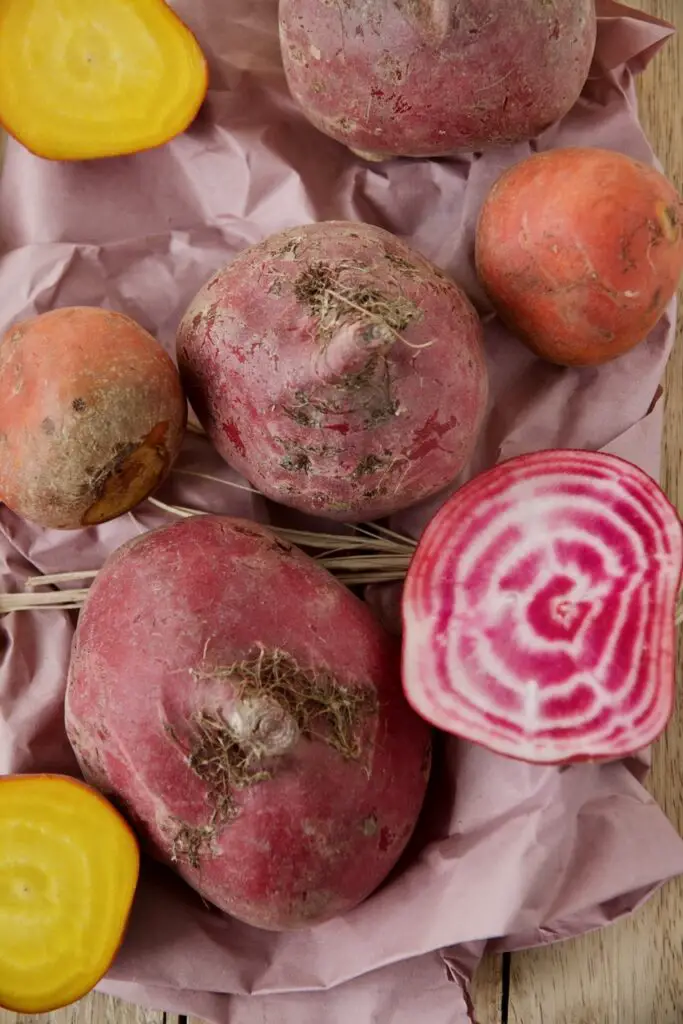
[65,516,432,931]
[177,221,488,521]
[0,307,186,529]
[476,148,683,366]
[279,0,596,159]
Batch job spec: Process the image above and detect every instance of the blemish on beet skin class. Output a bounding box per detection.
[361,814,378,837]
[231,524,264,539]
[393,95,412,115]
[409,410,461,460]
[379,826,395,852]
[222,419,246,457]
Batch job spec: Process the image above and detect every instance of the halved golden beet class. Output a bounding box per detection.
[0,0,208,160]
[0,774,139,1013]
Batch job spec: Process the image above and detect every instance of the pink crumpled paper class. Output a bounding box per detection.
[1,2,682,1022]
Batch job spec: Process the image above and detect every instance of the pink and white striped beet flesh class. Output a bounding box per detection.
[402,450,683,764]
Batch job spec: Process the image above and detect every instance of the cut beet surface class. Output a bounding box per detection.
[401,450,683,765]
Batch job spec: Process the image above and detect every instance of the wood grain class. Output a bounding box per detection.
[0,997,164,1024]
[508,1,683,1022]
[472,954,504,1023]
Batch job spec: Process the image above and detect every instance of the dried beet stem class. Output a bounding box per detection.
[170,646,377,827]
[293,261,426,349]
[168,820,216,869]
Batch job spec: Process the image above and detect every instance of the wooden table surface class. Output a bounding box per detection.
[2,2,681,1023]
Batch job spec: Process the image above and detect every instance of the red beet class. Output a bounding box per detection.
[402,450,683,764]
[177,221,488,521]
[65,516,431,930]
[279,0,596,160]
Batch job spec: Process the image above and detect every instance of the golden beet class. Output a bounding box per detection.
[0,307,187,529]
[0,0,208,160]
[0,774,139,1013]
[475,148,683,367]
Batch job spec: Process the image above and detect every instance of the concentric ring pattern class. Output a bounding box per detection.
[402,450,683,763]
[0,0,207,159]
[0,775,139,1013]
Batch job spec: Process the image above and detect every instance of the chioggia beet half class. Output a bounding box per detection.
[402,450,683,764]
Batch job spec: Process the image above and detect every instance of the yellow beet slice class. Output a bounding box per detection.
[0,0,208,160]
[0,774,140,1013]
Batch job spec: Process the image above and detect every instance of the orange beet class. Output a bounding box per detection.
[475,147,683,367]
[0,774,139,1013]
[0,307,187,529]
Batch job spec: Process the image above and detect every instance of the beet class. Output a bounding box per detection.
[476,148,683,367]
[176,221,488,521]
[401,450,683,764]
[65,515,431,931]
[279,0,596,160]
[0,307,186,530]
[0,775,139,1014]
